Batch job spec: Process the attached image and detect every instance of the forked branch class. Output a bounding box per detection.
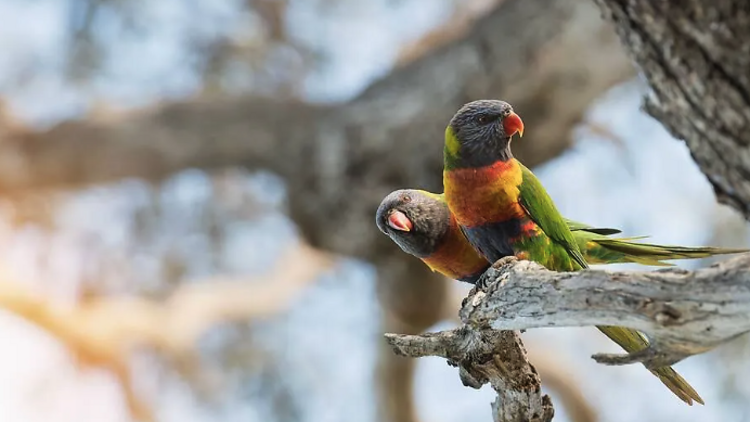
[386,254,750,420]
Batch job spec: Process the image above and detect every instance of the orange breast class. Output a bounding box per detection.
[443,159,526,227]
[422,217,488,279]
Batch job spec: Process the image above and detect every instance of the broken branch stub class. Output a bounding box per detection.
[385,327,554,422]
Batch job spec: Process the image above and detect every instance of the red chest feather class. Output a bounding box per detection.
[444,160,526,227]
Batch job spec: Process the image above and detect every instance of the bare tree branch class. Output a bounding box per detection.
[461,255,750,369]
[443,288,598,422]
[592,0,750,218]
[385,327,554,422]
[386,254,750,420]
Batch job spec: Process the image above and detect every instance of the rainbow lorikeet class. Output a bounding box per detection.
[375,188,747,284]
[442,99,716,405]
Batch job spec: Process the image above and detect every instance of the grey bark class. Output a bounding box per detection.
[466,255,750,368]
[386,253,750,420]
[385,328,554,422]
[593,0,750,218]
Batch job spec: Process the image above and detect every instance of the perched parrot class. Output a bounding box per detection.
[441,99,720,406]
[375,188,747,284]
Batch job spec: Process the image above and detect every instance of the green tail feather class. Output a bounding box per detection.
[565,224,735,404]
[596,326,704,405]
[574,231,748,266]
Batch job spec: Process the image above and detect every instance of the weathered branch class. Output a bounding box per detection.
[592,0,750,218]
[385,327,554,422]
[443,289,597,422]
[460,255,750,369]
[386,254,750,420]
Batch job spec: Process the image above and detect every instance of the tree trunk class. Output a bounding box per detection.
[593,0,750,219]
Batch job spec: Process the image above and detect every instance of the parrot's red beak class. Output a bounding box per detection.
[503,112,524,138]
[387,210,413,232]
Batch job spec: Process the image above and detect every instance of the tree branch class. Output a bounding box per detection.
[385,254,750,419]
[592,0,750,218]
[385,327,554,422]
[460,255,750,369]
[443,289,597,422]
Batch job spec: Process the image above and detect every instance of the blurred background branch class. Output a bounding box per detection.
[0,240,333,421]
[0,1,634,421]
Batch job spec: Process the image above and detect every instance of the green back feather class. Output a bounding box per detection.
[517,163,588,270]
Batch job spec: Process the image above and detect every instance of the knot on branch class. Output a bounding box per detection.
[384,327,554,422]
[387,254,750,419]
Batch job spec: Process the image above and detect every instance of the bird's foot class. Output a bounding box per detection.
[474,274,491,292]
[491,255,519,269]
[474,256,519,292]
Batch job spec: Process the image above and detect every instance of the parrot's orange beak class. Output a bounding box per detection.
[503,112,524,138]
[387,210,413,232]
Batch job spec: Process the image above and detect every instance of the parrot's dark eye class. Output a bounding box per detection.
[476,115,492,125]
[401,194,412,203]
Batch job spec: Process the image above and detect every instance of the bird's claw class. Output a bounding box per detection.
[474,275,491,292]
[491,256,519,269]
[474,256,518,291]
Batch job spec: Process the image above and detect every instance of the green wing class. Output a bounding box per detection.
[518,163,589,269]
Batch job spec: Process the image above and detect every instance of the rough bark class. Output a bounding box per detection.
[386,253,750,420]
[461,255,750,369]
[593,0,750,218]
[385,328,554,422]
[443,291,598,422]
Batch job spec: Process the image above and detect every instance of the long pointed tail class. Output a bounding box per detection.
[596,326,704,405]
[578,233,748,266]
